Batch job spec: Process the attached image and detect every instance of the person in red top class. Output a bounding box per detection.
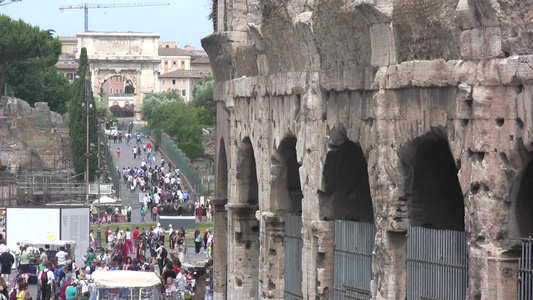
[104,226,111,245]
[133,227,140,249]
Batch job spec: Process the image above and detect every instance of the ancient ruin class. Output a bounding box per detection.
[202,0,533,299]
[77,32,160,121]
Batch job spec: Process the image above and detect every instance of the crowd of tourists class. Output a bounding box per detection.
[0,224,214,300]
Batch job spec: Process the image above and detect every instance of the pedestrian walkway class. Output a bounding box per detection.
[106,136,209,266]
[108,136,146,223]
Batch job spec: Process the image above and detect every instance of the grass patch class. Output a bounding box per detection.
[90,221,213,248]
[25,139,54,147]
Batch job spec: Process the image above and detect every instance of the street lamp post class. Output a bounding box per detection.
[85,66,91,204]
[96,122,102,250]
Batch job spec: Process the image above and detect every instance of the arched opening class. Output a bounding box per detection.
[320,137,375,299]
[271,136,303,298]
[409,137,464,231]
[100,74,136,118]
[232,137,259,298]
[237,138,258,205]
[271,136,302,212]
[212,139,229,298]
[516,159,533,237]
[320,139,373,222]
[405,130,467,300]
[217,139,228,198]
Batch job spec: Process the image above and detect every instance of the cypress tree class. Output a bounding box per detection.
[68,47,98,180]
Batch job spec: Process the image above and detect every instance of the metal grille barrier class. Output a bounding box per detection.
[407,226,468,300]
[519,237,533,299]
[334,221,376,300]
[284,213,303,300]
[103,141,120,199]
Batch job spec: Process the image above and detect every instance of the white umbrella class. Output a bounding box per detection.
[93,196,121,205]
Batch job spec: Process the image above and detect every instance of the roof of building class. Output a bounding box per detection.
[159,69,205,79]
[158,47,195,57]
[192,56,210,64]
[57,63,78,69]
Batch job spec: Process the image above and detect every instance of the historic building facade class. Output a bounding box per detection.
[202,0,533,299]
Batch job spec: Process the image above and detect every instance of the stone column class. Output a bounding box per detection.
[460,149,519,299]
[301,219,335,299]
[260,212,285,300]
[226,203,260,300]
[210,197,228,300]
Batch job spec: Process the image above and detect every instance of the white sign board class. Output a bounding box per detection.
[6,207,90,267]
[6,208,61,249]
[60,207,90,266]
[89,184,112,195]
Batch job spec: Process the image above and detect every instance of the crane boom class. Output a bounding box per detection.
[59,2,170,32]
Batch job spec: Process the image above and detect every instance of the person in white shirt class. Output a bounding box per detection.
[55,247,68,270]
[38,262,55,300]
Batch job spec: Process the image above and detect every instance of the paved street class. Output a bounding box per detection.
[105,135,209,266]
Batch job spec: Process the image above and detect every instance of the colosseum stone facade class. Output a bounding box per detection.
[201,0,533,299]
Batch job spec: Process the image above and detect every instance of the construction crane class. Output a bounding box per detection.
[0,0,21,6]
[59,2,170,32]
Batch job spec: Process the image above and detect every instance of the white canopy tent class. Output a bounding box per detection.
[92,271,161,288]
[92,196,121,206]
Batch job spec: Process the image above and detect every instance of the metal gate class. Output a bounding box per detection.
[407,226,468,300]
[334,220,376,300]
[519,237,533,299]
[284,213,303,300]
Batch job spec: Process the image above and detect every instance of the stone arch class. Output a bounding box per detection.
[319,137,374,222]
[270,136,302,213]
[402,129,464,231]
[236,137,259,205]
[514,158,533,238]
[98,72,138,95]
[228,137,260,299]
[216,138,228,198]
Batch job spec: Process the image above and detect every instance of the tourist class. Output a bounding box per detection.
[15,279,28,300]
[127,205,132,222]
[124,228,133,255]
[18,246,30,281]
[155,243,168,275]
[0,277,8,299]
[96,249,109,266]
[140,206,146,222]
[0,248,12,283]
[151,206,158,222]
[122,256,132,270]
[83,248,95,268]
[162,260,176,282]
[65,280,78,300]
[194,230,202,254]
[38,262,55,300]
[89,230,96,249]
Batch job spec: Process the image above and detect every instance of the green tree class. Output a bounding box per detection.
[192,75,214,108]
[0,15,62,103]
[42,66,71,114]
[141,89,183,120]
[68,47,98,180]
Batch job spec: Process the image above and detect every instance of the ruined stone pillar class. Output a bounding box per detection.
[301,219,335,299]
[210,197,228,300]
[259,212,285,300]
[226,203,260,300]
[460,150,519,299]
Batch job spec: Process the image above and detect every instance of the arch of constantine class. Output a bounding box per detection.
[202,0,533,299]
[77,32,160,120]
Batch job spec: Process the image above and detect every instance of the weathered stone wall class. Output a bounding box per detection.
[203,0,533,299]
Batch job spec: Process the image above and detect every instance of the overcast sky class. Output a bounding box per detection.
[0,0,213,50]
